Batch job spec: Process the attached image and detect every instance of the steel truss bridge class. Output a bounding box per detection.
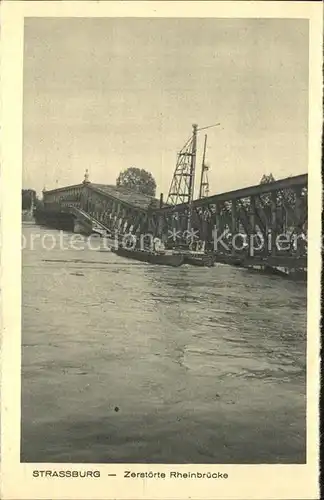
[40,172,307,272]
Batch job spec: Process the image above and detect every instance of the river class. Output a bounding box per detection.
[21,223,306,463]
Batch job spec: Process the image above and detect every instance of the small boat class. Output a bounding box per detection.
[173,249,215,267]
[111,245,184,267]
[184,251,215,267]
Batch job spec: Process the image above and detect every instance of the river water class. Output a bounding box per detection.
[21,224,306,463]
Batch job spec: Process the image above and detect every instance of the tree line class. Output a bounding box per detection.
[21,189,43,210]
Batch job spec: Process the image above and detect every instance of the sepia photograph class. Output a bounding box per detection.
[21,15,309,464]
[0,1,322,499]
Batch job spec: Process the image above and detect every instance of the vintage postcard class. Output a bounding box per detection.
[0,1,322,499]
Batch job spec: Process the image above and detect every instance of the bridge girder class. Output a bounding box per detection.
[42,174,308,266]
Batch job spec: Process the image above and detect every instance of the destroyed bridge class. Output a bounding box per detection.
[37,172,307,272]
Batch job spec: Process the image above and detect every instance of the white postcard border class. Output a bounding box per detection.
[1,2,322,499]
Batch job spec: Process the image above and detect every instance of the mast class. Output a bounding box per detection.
[199,133,211,199]
[187,123,198,232]
[199,134,208,198]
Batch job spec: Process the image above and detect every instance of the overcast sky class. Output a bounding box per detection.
[23,17,309,198]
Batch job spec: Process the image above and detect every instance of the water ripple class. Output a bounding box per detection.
[21,226,307,464]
